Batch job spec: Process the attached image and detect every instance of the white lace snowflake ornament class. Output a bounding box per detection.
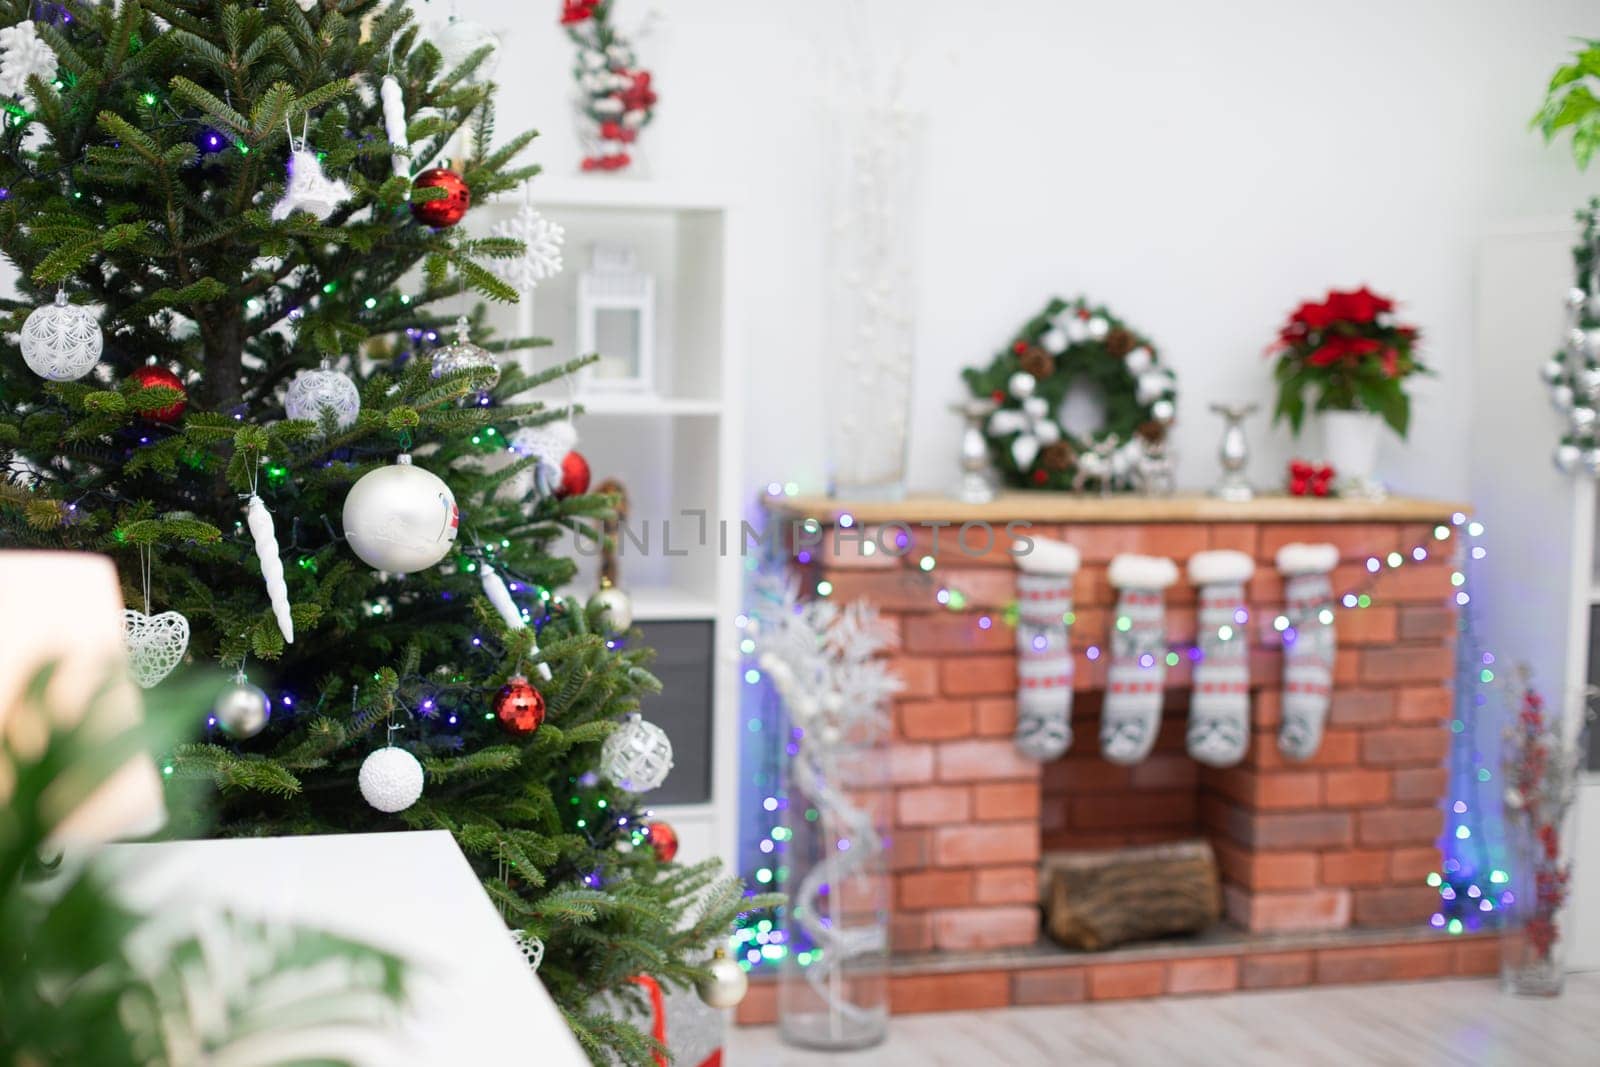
[0,21,56,102]
[491,196,565,293]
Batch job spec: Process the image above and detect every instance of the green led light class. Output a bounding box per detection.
[1273,615,1290,632]
[1165,652,1179,666]
[740,639,756,654]
[1357,594,1372,608]
[1480,669,1494,683]
[1386,552,1403,568]
[576,819,586,828]
[1477,768,1492,782]
[322,281,337,294]
[596,799,607,808]
[919,555,936,572]
[364,297,377,309]
[784,481,799,496]
[1434,525,1450,540]
[142,92,157,105]
[1490,869,1508,884]
[1455,825,1471,839]
[1447,918,1463,935]
[1451,719,1465,733]
[805,808,819,822]
[946,590,967,610]
[1063,611,1076,625]
[756,869,772,884]
[1451,572,1466,587]
[1426,872,1442,887]
[1116,616,1132,632]
[161,764,174,776]
[1318,608,1334,625]
[816,580,833,597]
[1218,625,1234,641]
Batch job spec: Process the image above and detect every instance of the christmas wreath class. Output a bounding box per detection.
[962,297,1177,491]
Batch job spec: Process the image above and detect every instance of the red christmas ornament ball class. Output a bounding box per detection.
[409,167,471,228]
[494,675,546,736]
[129,365,187,422]
[557,449,591,498]
[646,821,678,862]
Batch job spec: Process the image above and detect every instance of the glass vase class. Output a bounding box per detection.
[777,712,890,1050]
[1500,810,1575,996]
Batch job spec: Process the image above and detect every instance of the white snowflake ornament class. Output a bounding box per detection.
[490,197,566,292]
[271,145,352,222]
[0,21,56,103]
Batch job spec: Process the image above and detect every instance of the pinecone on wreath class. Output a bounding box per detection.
[1104,327,1137,358]
[1136,420,1168,444]
[1018,344,1055,379]
[1040,441,1077,472]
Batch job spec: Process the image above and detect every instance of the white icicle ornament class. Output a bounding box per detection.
[479,561,553,681]
[380,74,409,178]
[247,493,295,644]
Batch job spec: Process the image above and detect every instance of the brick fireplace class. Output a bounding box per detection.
[737,494,1496,1024]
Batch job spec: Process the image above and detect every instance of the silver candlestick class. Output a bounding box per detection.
[951,399,999,504]
[1210,403,1257,502]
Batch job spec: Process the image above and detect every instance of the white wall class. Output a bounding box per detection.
[465,0,1600,502]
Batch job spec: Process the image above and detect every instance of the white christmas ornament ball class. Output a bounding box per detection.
[359,747,424,813]
[1151,398,1176,425]
[1007,371,1037,400]
[1541,359,1566,386]
[21,290,103,381]
[592,584,634,632]
[1552,384,1575,412]
[1124,347,1154,375]
[1039,327,1068,355]
[696,948,749,1009]
[214,679,271,739]
[343,454,460,574]
[602,713,674,793]
[285,361,361,429]
[1087,316,1110,341]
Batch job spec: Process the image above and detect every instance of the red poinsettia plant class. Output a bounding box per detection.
[1269,287,1425,437]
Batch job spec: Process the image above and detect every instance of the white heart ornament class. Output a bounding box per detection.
[122,609,190,689]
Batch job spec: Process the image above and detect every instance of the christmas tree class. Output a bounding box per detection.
[0,2,768,1062]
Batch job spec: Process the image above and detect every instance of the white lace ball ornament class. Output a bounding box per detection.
[430,316,500,389]
[21,290,103,381]
[343,454,460,574]
[285,360,361,430]
[359,746,424,813]
[602,713,674,793]
[510,930,545,974]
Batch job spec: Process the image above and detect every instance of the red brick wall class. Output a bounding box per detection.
[796,518,1457,953]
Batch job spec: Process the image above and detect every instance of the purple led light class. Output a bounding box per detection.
[1086,645,1100,661]
[447,714,458,725]
[796,551,811,564]
[1032,634,1048,652]
[1233,608,1248,624]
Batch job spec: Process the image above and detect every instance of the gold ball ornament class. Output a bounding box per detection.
[696,947,749,1009]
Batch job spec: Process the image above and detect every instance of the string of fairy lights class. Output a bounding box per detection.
[733,495,1505,971]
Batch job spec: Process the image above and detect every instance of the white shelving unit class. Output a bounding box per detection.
[475,178,743,873]
[1472,219,1600,972]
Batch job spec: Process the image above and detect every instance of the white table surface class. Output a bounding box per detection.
[102,830,588,1066]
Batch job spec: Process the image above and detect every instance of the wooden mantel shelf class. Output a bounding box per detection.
[765,491,1469,525]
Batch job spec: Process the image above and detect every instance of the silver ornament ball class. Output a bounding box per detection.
[602,713,674,793]
[285,360,361,430]
[430,316,500,389]
[1541,359,1566,386]
[1555,443,1582,474]
[343,454,460,574]
[358,746,425,813]
[696,949,749,1009]
[1571,406,1597,436]
[592,584,634,632]
[21,290,103,381]
[1151,398,1176,425]
[214,678,271,739]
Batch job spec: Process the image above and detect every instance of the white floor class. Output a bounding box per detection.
[726,975,1600,1066]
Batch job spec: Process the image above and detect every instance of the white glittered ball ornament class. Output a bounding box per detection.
[285,359,361,430]
[1124,347,1154,375]
[21,290,103,381]
[1007,372,1037,400]
[1039,327,1068,355]
[359,746,424,813]
[1087,316,1110,341]
[1151,398,1176,425]
[602,712,674,793]
[696,948,749,1009]
[343,454,460,574]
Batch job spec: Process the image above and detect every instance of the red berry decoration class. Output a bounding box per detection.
[494,674,546,736]
[409,167,471,229]
[128,365,187,422]
[557,449,591,498]
[646,821,678,862]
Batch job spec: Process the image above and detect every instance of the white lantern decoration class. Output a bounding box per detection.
[285,359,361,430]
[343,454,460,574]
[601,712,674,793]
[576,243,655,397]
[21,289,103,381]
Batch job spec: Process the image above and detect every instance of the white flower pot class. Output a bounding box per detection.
[1321,410,1386,498]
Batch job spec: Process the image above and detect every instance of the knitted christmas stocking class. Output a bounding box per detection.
[1103,554,1179,765]
[1013,537,1081,761]
[1185,549,1256,768]
[1276,542,1340,761]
